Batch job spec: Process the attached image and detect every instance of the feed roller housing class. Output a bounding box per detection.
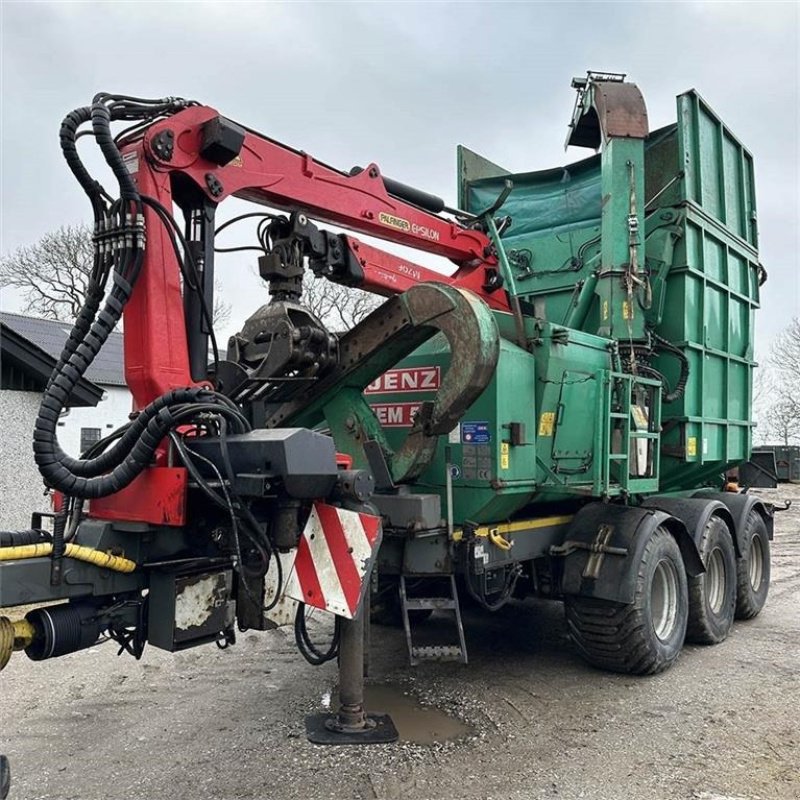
[373,83,761,523]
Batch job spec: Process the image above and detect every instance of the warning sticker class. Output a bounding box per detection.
[538,412,556,437]
[500,441,510,470]
[687,436,697,457]
[461,422,491,444]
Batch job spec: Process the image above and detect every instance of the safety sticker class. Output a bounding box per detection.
[538,411,555,437]
[500,442,510,470]
[687,436,697,457]
[461,421,491,444]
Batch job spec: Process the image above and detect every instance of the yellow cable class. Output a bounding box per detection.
[0,543,136,573]
[0,543,51,560]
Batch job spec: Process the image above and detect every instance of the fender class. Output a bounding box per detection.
[557,503,703,604]
[643,496,737,555]
[692,491,774,552]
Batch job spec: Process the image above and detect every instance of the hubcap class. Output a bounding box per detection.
[749,534,764,590]
[651,559,680,642]
[706,547,726,614]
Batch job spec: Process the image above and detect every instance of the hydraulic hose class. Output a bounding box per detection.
[33,93,246,499]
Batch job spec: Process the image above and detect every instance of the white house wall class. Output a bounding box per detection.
[56,386,132,457]
[0,390,51,529]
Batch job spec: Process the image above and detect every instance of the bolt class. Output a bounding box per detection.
[298,214,308,226]
[345,416,356,431]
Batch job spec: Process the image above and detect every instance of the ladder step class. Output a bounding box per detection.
[411,645,463,661]
[400,574,468,665]
[405,598,456,611]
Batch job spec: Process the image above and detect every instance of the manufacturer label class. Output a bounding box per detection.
[365,366,440,395]
[122,150,139,175]
[461,421,491,444]
[378,212,411,233]
[538,411,555,437]
[370,402,421,428]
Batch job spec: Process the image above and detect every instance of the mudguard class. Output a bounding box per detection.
[691,490,775,548]
[557,503,703,604]
[643,496,737,554]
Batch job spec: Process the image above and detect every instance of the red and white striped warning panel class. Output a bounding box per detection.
[283,502,382,619]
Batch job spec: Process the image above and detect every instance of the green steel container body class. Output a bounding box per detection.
[370,89,760,523]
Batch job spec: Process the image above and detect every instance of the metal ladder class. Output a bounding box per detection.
[399,575,468,665]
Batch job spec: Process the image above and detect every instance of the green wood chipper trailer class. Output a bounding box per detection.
[361,72,771,675]
[0,74,772,707]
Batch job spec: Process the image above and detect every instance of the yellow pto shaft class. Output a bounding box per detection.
[0,617,36,672]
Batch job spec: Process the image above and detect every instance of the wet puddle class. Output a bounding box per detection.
[325,683,471,744]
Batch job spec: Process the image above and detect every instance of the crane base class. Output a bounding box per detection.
[305,713,398,745]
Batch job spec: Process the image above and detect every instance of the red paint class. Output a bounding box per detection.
[335,453,354,469]
[293,533,325,607]
[88,468,188,526]
[359,512,381,548]
[316,503,363,616]
[342,236,510,312]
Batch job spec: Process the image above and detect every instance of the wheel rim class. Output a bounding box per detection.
[706,547,726,614]
[749,534,764,591]
[651,559,680,641]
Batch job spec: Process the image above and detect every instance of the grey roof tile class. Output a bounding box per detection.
[0,311,126,387]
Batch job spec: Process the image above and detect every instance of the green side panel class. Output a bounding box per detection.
[370,333,538,524]
[676,91,759,248]
[458,88,761,496]
[655,203,759,489]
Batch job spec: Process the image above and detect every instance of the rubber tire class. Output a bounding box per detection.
[735,510,771,620]
[565,526,688,675]
[686,516,737,644]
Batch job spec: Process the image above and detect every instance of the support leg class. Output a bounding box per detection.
[305,612,397,745]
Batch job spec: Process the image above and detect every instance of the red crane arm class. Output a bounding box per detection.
[119,106,508,409]
[143,105,494,264]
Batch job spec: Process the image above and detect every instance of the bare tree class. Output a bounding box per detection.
[0,225,93,320]
[1,223,232,326]
[770,317,800,398]
[762,317,800,444]
[300,276,382,330]
[211,286,232,327]
[763,396,800,446]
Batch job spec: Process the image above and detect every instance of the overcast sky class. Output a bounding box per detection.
[1,1,797,357]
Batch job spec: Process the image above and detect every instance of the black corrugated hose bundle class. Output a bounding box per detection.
[33,94,247,500]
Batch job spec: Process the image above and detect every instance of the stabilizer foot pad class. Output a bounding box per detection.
[305,713,398,745]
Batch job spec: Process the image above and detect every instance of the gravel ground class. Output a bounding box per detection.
[2,486,798,800]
